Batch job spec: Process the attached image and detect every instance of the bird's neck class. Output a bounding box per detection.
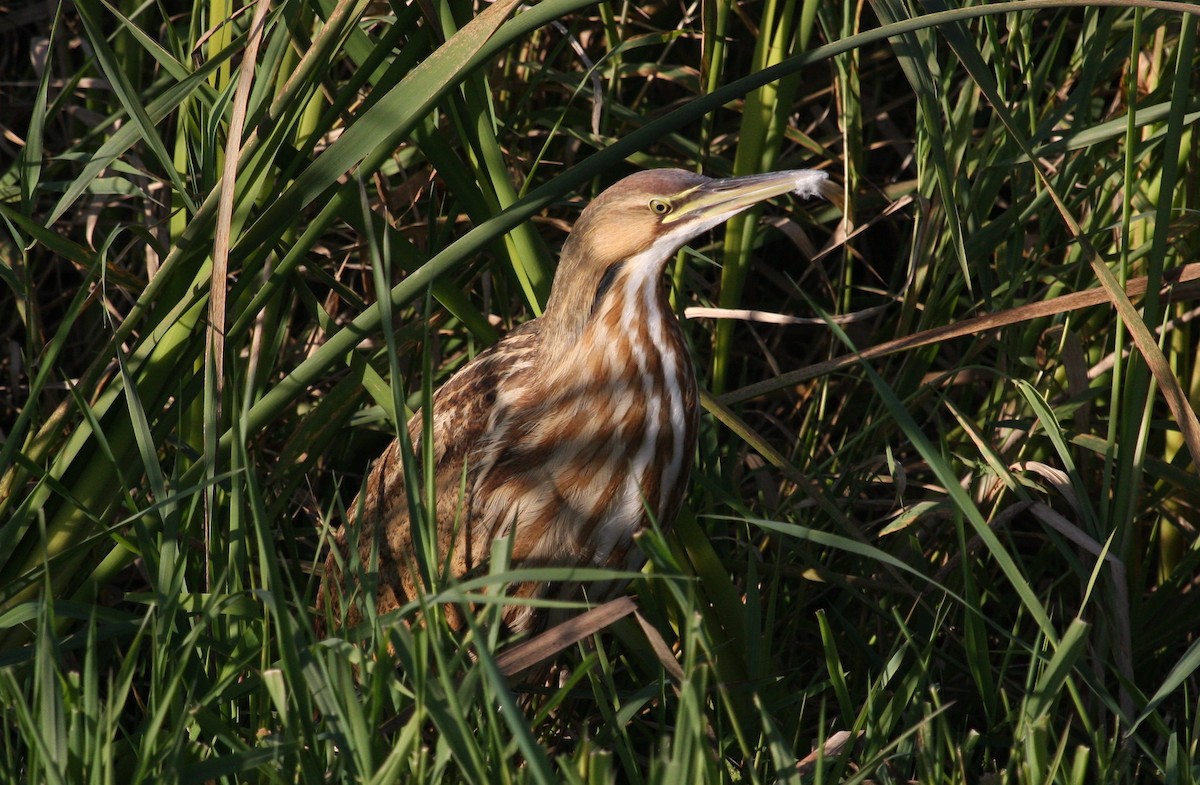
[542,244,681,359]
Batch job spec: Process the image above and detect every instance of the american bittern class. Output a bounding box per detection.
[319,168,828,638]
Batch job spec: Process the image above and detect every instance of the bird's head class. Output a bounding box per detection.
[542,167,829,343]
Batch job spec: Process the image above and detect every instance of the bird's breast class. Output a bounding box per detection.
[468,287,699,572]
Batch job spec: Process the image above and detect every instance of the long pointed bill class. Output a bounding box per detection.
[662,169,828,226]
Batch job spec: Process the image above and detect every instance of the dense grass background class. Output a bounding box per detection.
[2,0,1200,781]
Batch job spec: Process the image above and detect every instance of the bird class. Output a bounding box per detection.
[318,167,829,640]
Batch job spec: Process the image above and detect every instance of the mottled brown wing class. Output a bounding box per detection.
[316,322,543,634]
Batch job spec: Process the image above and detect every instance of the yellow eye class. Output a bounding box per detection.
[648,198,672,215]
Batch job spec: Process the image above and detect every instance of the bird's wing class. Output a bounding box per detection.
[320,321,543,627]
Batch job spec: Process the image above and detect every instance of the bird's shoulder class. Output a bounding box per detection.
[416,319,546,481]
[431,319,543,422]
[360,319,545,515]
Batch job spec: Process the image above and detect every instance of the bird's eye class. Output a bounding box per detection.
[648,198,672,215]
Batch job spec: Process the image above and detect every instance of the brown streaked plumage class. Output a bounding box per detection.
[319,168,828,637]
